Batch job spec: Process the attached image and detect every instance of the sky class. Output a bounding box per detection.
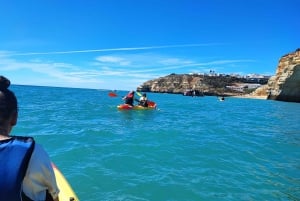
[0,0,299,90]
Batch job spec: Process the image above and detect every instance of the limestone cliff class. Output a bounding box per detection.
[138,49,300,102]
[266,49,300,102]
[137,73,267,96]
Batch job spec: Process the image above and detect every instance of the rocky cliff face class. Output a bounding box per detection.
[137,73,260,96]
[267,49,300,102]
[138,49,300,102]
[138,74,205,94]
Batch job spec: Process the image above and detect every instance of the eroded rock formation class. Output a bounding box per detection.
[137,73,266,96]
[138,49,300,102]
[267,49,300,102]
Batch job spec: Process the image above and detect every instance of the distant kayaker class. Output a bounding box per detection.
[0,76,59,201]
[139,93,148,107]
[123,91,135,106]
[219,96,225,101]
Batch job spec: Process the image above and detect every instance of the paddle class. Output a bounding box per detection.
[136,91,142,97]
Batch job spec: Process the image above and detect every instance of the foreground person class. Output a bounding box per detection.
[0,76,59,201]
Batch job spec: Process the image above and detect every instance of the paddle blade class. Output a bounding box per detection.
[136,91,142,97]
[108,92,117,97]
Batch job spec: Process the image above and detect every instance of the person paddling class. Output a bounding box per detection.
[138,93,148,107]
[0,76,59,201]
[122,91,135,106]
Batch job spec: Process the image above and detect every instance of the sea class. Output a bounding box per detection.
[11,85,300,201]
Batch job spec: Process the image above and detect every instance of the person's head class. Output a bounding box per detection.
[143,93,147,97]
[0,76,18,133]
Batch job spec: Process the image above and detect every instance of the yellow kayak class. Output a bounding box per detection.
[52,163,80,201]
[117,101,157,110]
[117,104,156,110]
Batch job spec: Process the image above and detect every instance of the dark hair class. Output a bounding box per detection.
[0,76,18,125]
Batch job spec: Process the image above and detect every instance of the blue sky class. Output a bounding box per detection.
[0,0,299,90]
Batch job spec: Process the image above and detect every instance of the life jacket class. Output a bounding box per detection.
[127,93,134,98]
[0,136,35,201]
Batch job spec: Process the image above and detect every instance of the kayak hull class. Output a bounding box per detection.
[52,163,79,201]
[117,104,156,110]
[117,104,133,110]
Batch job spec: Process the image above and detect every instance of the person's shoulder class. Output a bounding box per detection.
[31,143,51,161]
[12,135,35,143]
[33,143,48,152]
[28,143,52,172]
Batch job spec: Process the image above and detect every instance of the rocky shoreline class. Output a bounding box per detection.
[137,73,269,97]
[137,48,300,103]
[251,48,300,102]
[232,95,268,100]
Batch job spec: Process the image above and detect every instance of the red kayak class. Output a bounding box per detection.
[108,92,117,97]
[117,101,157,110]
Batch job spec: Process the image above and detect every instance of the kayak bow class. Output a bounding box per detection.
[52,163,80,201]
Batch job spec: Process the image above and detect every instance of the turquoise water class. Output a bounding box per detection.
[12,85,300,201]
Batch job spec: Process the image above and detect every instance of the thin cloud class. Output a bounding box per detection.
[95,56,131,66]
[205,59,256,65]
[4,43,224,56]
[93,53,199,70]
[159,58,194,65]
[0,47,257,90]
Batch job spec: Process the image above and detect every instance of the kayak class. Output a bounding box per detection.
[108,92,117,97]
[117,104,156,110]
[117,102,157,110]
[52,163,80,201]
